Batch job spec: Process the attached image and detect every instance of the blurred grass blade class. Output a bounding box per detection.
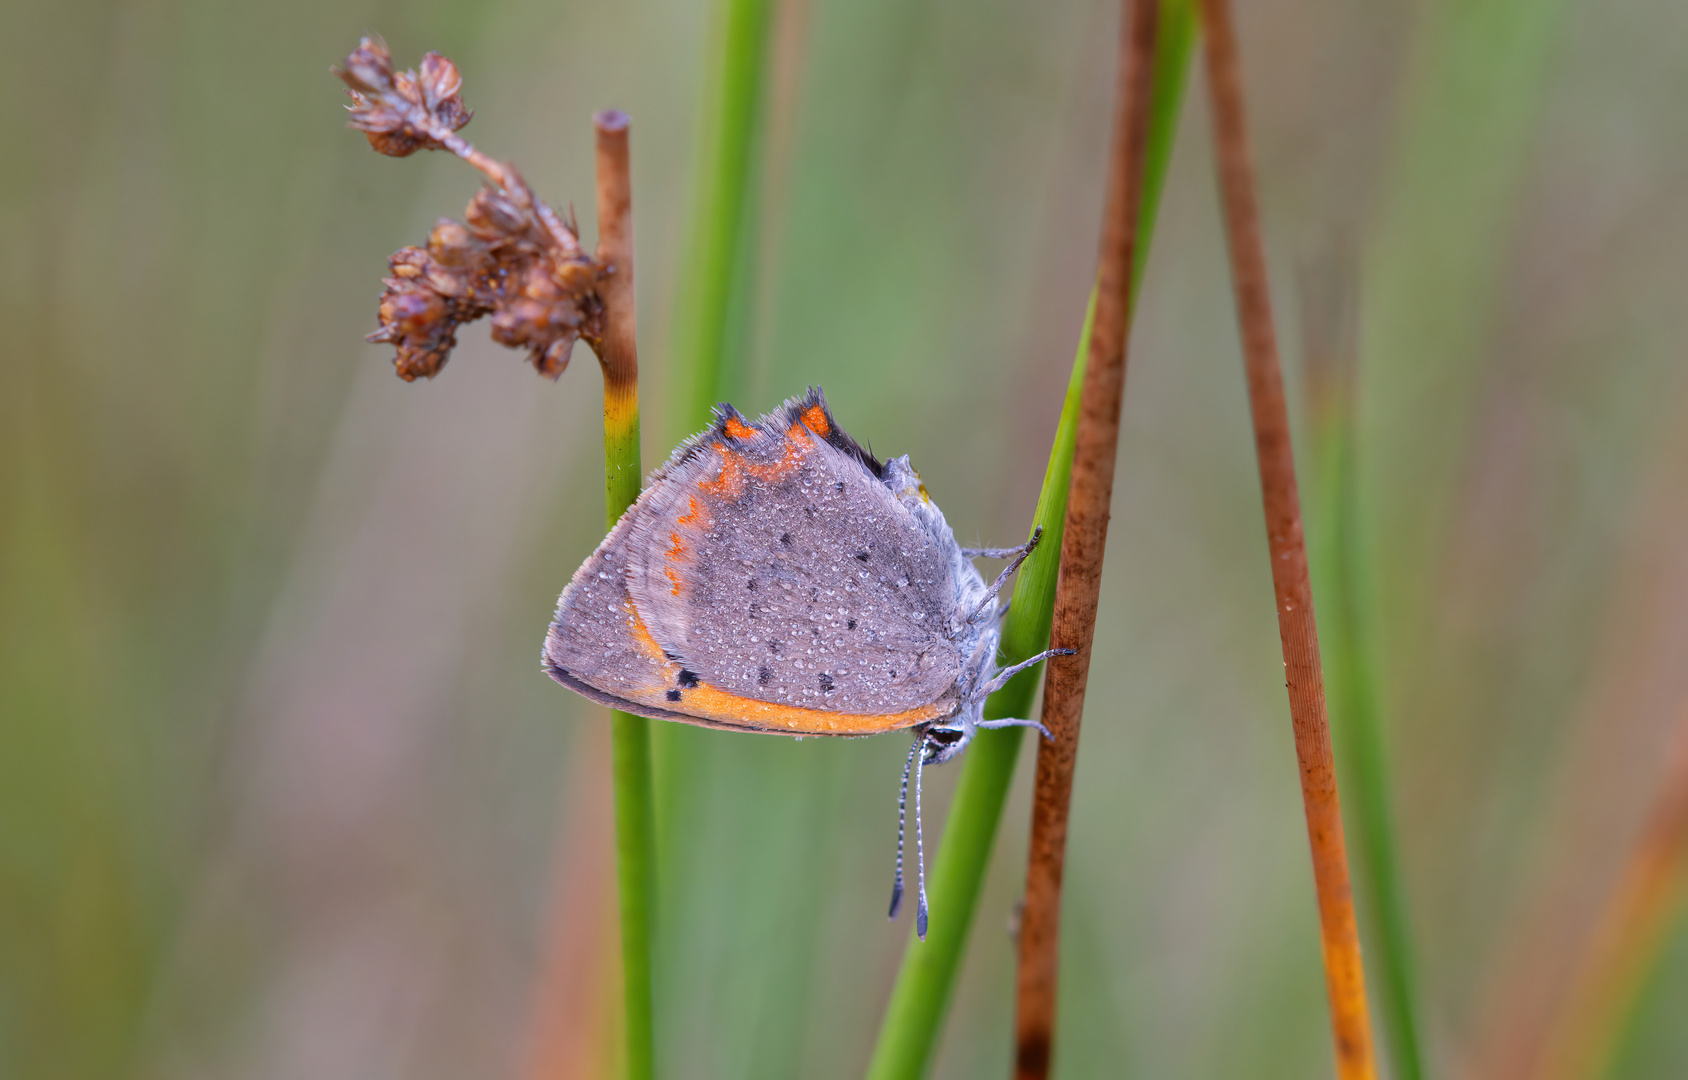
[653,0,776,853]
[650,2,777,1070]
[1302,244,1427,1080]
[670,0,775,431]
[866,13,1193,1075]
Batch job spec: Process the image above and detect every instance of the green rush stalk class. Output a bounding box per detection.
[864,8,1194,1076]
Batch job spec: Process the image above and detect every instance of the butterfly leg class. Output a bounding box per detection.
[975,646,1076,699]
[961,545,1028,560]
[976,715,1055,740]
[963,527,1044,625]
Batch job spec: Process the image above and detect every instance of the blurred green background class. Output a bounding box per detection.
[5,0,1688,1077]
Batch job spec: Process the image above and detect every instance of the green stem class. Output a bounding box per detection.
[610,711,654,1080]
[863,8,1194,1075]
[603,386,655,1080]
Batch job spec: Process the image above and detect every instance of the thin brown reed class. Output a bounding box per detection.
[1011,1,1160,1076]
[1197,1,1378,1075]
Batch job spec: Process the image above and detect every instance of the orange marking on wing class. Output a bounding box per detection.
[742,433,809,484]
[606,603,953,735]
[699,434,814,497]
[723,414,757,440]
[624,602,673,665]
[800,403,831,436]
[669,681,952,735]
[699,443,747,498]
[664,566,682,596]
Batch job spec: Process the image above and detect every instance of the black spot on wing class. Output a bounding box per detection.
[666,689,682,702]
[677,669,700,688]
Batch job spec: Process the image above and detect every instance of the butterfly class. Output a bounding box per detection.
[543,388,1067,937]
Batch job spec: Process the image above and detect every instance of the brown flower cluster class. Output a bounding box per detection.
[336,38,604,381]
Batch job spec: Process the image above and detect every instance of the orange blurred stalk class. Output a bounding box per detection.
[1543,701,1688,1080]
[1196,1,1378,1075]
[1011,0,1160,1076]
[520,724,622,1080]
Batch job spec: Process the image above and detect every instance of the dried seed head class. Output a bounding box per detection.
[338,37,604,381]
[335,37,471,157]
[368,201,604,381]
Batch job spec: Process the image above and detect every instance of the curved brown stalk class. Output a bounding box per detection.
[1012,0,1159,1076]
[1198,1,1377,1075]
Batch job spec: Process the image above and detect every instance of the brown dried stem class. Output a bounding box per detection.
[1011,1,1159,1076]
[1197,1,1377,1075]
[592,112,638,395]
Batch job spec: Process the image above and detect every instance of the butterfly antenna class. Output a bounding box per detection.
[889,738,917,919]
[915,739,930,940]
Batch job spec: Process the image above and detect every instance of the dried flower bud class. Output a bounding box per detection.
[336,36,397,98]
[427,219,478,265]
[536,335,577,379]
[419,53,463,115]
[553,257,601,294]
[465,187,531,241]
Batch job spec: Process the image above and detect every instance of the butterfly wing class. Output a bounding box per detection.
[544,392,965,735]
